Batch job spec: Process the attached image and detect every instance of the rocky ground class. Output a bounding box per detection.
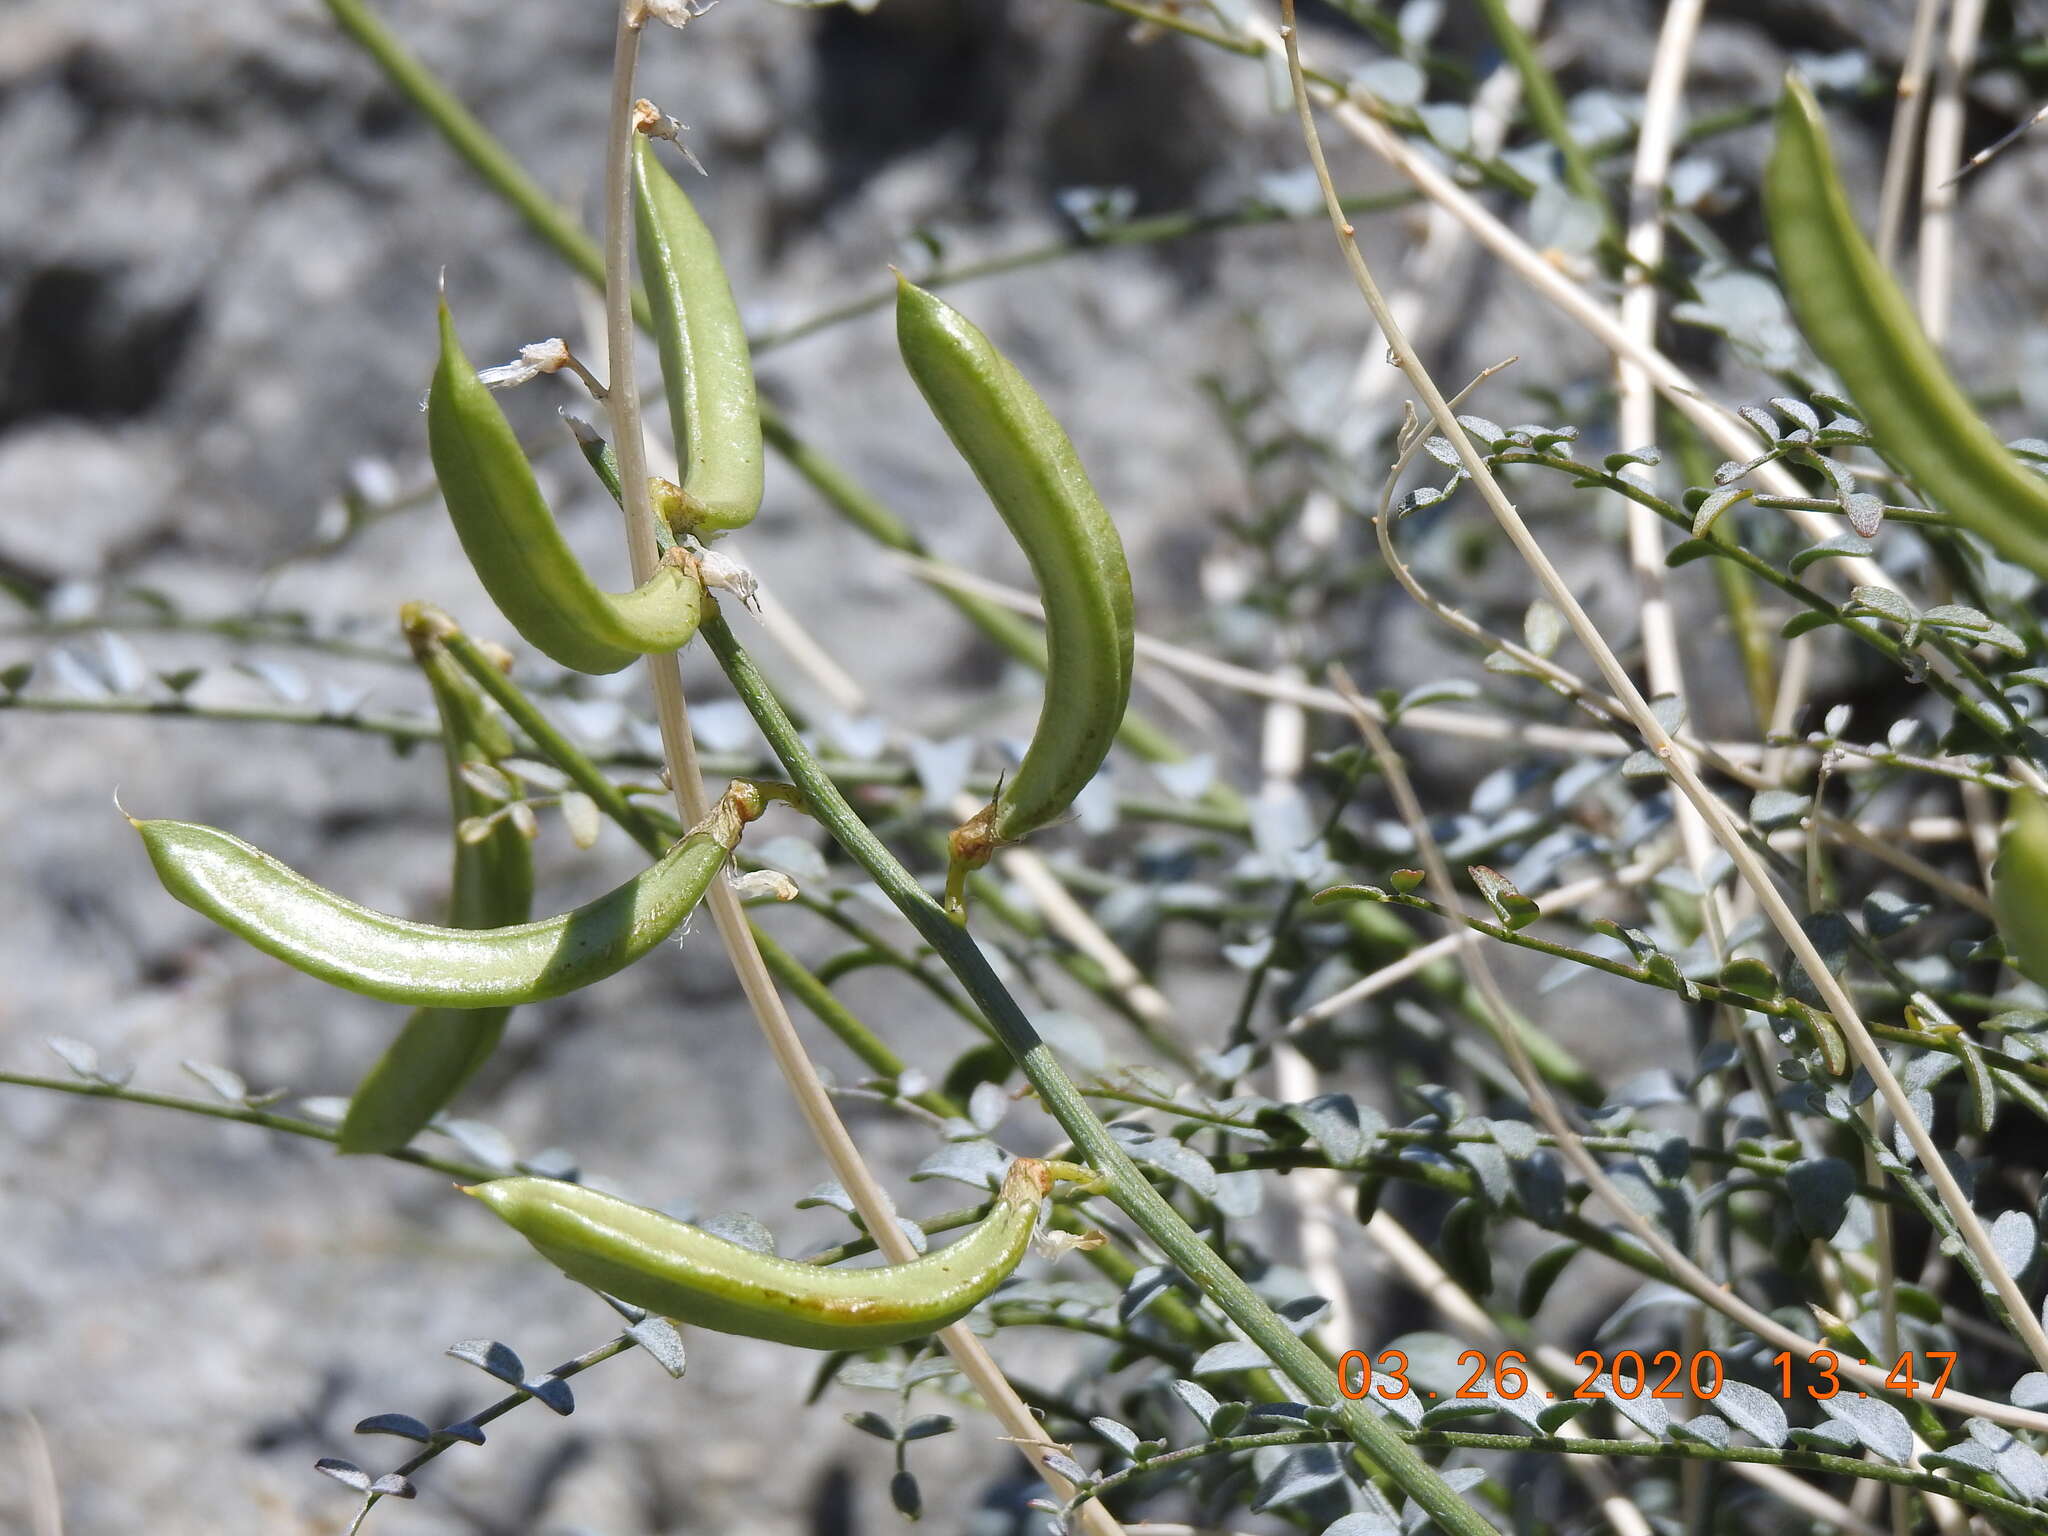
[3,0,2044,1531]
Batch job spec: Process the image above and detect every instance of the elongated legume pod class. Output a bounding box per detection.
[467,1157,1070,1349]
[1994,791,2048,990]
[1766,76,2048,578]
[338,610,537,1154]
[134,781,778,1009]
[894,278,1134,917]
[429,300,704,674]
[634,138,762,538]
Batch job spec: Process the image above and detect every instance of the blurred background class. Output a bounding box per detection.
[4,1,2048,1531]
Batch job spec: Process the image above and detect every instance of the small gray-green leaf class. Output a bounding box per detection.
[1749,789,1811,832]
[1713,1381,1787,1447]
[1523,600,1564,659]
[1194,1340,1274,1376]
[1090,1416,1140,1457]
[181,1059,249,1103]
[1171,1378,1220,1427]
[1251,1445,1345,1511]
[627,1316,688,1378]
[1786,1157,1855,1239]
[1824,1394,1912,1464]
[1992,1208,2037,1280]
[1849,584,1915,625]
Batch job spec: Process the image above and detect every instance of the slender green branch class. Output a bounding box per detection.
[0,689,442,746]
[750,190,1415,353]
[1471,0,1603,211]
[1499,449,2040,756]
[701,607,1497,1536]
[0,1071,494,1180]
[1066,1426,2040,1526]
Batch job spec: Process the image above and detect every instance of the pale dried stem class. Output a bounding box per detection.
[895,553,1728,762]
[1911,0,2011,911]
[1332,661,2048,1435]
[1874,0,1947,269]
[1916,0,1987,344]
[1262,655,1366,1351]
[600,10,655,539]
[1334,0,1537,451]
[903,552,1986,915]
[1281,851,1664,1035]
[602,16,1117,1527]
[12,1412,62,1536]
[1270,30,1899,593]
[1276,0,2048,1407]
[1273,1046,1358,1347]
[1618,0,1727,956]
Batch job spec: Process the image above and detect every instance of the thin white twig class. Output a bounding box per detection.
[1283,851,1662,1034]
[1617,0,1725,954]
[894,552,1714,761]
[1875,0,1947,268]
[1334,0,1537,456]
[12,1412,63,1536]
[1916,0,1988,343]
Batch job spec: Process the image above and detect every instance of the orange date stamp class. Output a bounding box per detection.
[1334,1348,1959,1402]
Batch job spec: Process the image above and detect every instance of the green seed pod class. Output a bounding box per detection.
[133,781,780,1009]
[894,279,1134,918]
[428,299,704,674]
[634,138,763,538]
[338,609,538,1154]
[1766,76,2048,578]
[1994,791,2048,990]
[466,1158,1066,1349]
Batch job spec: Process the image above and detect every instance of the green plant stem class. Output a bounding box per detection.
[0,677,1239,834]
[700,608,1496,1536]
[751,191,1416,353]
[1668,417,1779,731]
[437,621,667,845]
[340,1332,641,1532]
[1471,0,1603,212]
[1335,902,1605,1103]
[0,688,444,745]
[1067,1426,2040,1526]
[1499,449,2033,756]
[0,1071,495,1180]
[1330,885,2048,1102]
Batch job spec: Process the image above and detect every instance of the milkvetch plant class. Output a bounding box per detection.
[17,3,2048,1535]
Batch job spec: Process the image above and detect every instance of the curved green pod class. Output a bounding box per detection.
[338,609,537,1154]
[133,782,773,1009]
[634,138,763,538]
[467,1158,1060,1349]
[1765,76,2048,578]
[428,300,704,674]
[894,279,1135,916]
[1994,791,2048,989]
